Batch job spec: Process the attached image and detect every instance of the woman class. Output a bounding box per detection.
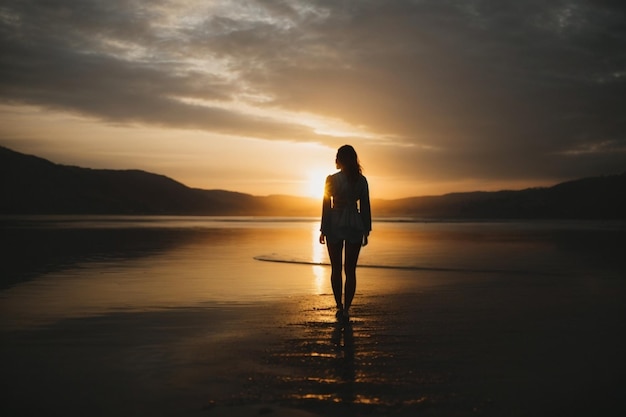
[319,145,371,321]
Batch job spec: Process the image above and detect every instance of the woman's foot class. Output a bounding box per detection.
[342,309,350,322]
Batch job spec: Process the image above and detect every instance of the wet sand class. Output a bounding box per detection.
[2,267,625,417]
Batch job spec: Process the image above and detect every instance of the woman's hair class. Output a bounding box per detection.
[336,144,363,182]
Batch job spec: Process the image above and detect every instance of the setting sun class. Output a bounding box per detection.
[305,169,328,199]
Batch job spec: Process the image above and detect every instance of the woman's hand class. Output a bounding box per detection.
[362,235,369,247]
[319,233,326,244]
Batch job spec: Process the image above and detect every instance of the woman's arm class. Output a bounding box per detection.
[319,175,332,243]
[360,177,372,235]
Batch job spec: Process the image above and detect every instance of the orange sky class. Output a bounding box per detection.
[1,1,624,199]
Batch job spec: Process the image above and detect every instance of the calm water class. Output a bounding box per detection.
[1,216,624,328]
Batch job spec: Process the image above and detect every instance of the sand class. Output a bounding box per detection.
[1,268,625,417]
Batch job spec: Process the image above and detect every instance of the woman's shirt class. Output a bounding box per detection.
[320,171,371,241]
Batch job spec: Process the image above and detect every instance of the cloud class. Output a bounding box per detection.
[1,0,625,188]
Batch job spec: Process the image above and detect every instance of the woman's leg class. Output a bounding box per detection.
[343,241,362,312]
[327,240,344,310]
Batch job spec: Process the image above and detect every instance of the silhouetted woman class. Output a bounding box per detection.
[319,145,371,321]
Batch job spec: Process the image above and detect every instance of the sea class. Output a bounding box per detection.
[2,215,626,416]
[1,215,624,328]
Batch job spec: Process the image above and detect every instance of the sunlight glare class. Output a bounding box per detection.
[305,169,327,199]
[312,223,327,294]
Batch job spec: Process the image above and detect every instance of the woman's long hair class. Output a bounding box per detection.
[336,145,363,183]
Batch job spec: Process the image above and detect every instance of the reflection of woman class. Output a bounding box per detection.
[319,145,371,321]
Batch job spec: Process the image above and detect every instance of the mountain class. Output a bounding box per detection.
[0,146,317,216]
[1,145,625,219]
[374,175,626,219]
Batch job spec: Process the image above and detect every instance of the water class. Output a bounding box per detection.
[1,216,624,328]
[2,216,625,416]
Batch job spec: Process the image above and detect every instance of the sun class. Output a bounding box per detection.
[304,169,327,199]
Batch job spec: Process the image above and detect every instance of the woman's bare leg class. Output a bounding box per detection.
[327,241,344,310]
[343,241,362,313]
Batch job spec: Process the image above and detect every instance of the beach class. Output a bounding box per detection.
[1,217,625,416]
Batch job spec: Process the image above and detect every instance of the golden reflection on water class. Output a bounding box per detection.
[275,312,425,408]
[311,223,327,294]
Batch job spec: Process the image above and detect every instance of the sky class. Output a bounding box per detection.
[1,0,625,199]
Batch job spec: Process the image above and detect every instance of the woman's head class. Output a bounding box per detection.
[336,144,362,181]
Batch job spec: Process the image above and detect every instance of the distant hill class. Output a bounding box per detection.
[374,175,626,219]
[1,145,625,219]
[0,146,317,216]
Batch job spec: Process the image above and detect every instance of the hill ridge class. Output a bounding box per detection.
[1,145,624,219]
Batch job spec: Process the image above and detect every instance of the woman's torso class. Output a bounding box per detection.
[328,171,366,209]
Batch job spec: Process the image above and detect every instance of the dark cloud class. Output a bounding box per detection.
[1,0,625,186]
[249,0,626,179]
[0,0,325,141]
